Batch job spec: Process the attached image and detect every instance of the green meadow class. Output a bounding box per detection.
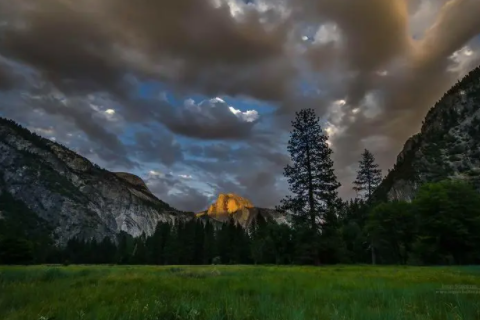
[1,265,479,320]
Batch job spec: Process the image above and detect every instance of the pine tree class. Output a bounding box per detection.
[353,149,382,265]
[192,220,205,264]
[116,231,134,264]
[203,220,216,264]
[0,237,34,265]
[146,224,163,265]
[353,149,382,200]
[164,223,179,265]
[250,214,275,264]
[131,234,148,265]
[277,108,341,265]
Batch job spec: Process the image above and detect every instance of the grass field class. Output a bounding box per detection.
[1,265,480,320]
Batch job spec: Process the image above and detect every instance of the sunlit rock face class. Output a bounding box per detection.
[0,118,192,246]
[376,67,480,201]
[198,193,287,227]
[207,193,253,217]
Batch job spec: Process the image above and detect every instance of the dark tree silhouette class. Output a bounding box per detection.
[278,108,340,265]
[353,149,382,264]
[353,149,382,200]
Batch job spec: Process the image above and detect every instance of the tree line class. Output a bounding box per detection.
[1,108,480,265]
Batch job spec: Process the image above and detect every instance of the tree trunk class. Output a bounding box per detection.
[305,142,315,230]
[367,169,372,200]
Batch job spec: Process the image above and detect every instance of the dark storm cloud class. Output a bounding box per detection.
[234,170,286,207]
[186,143,233,160]
[0,56,20,90]
[293,0,411,105]
[156,99,258,140]
[133,130,183,166]
[0,0,293,102]
[126,94,262,142]
[0,58,15,90]
[335,0,480,144]
[0,90,136,169]
[30,95,126,155]
[307,0,410,72]
[0,67,13,90]
[145,173,213,212]
[167,189,213,213]
[18,83,136,168]
[0,0,127,96]
[423,0,480,60]
[104,0,294,101]
[105,0,287,65]
[0,0,291,144]
[75,144,138,170]
[237,171,276,190]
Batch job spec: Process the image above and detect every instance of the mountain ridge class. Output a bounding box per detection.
[0,117,192,245]
[376,65,480,201]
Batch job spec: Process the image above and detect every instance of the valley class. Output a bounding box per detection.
[1,265,479,320]
[1,1,480,318]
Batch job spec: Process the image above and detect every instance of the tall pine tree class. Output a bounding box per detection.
[278,108,340,265]
[353,149,382,200]
[353,149,382,265]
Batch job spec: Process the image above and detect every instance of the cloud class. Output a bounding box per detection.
[0,0,128,96]
[0,65,13,90]
[1,0,480,209]
[187,142,234,160]
[449,45,480,75]
[0,56,20,90]
[0,0,293,102]
[0,92,137,170]
[156,97,260,140]
[145,172,213,212]
[408,0,449,39]
[24,90,131,160]
[132,130,183,166]
[0,71,12,90]
[235,170,286,208]
[228,106,260,122]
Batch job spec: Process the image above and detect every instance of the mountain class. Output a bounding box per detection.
[0,118,192,245]
[196,193,287,227]
[376,66,480,201]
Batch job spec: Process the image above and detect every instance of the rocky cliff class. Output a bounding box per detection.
[197,193,287,227]
[0,118,192,245]
[376,66,480,201]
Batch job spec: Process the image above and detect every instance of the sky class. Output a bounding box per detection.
[0,0,479,212]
